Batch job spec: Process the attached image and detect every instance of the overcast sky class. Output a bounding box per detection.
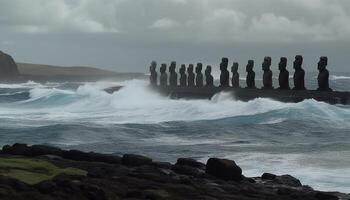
[1,0,350,73]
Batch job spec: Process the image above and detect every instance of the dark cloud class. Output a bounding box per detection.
[1,0,349,72]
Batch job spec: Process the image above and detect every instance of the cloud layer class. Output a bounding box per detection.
[1,0,350,72]
[2,0,350,43]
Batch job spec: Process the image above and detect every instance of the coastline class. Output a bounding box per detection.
[0,143,347,200]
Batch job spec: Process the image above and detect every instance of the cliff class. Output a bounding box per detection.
[0,51,20,80]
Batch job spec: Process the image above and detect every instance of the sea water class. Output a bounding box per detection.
[0,74,349,192]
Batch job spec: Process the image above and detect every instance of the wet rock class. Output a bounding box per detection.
[261,173,277,180]
[176,158,205,169]
[152,161,172,169]
[172,164,203,177]
[63,150,92,161]
[315,192,339,200]
[1,143,32,156]
[35,181,57,194]
[275,175,302,187]
[31,145,64,157]
[122,154,153,166]
[205,158,242,181]
[88,152,121,164]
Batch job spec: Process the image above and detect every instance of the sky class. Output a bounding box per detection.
[1,0,350,73]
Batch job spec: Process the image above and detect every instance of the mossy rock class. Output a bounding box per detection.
[0,158,87,185]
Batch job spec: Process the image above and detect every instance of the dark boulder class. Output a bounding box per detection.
[35,181,57,194]
[275,175,302,187]
[63,150,92,161]
[1,143,32,156]
[31,145,64,157]
[122,154,152,166]
[205,158,242,181]
[0,51,20,80]
[261,173,277,180]
[172,164,203,177]
[315,192,339,200]
[176,158,205,169]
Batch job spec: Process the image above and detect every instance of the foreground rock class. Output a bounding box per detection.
[0,143,347,200]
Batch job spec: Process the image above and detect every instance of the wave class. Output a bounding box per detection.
[0,80,349,126]
[330,75,350,80]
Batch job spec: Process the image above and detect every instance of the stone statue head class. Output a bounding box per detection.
[150,61,157,72]
[318,56,328,71]
[188,64,194,73]
[205,65,212,76]
[278,57,287,71]
[294,55,303,70]
[180,64,186,74]
[246,60,254,72]
[220,57,229,71]
[196,63,203,73]
[169,61,176,72]
[262,56,272,71]
[160,64,167,73]
[231,62,239,72]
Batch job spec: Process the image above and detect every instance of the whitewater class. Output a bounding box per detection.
[0,77,349,193]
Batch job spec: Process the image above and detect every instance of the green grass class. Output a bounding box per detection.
[0,158,87,185]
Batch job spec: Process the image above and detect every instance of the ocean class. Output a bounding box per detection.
[0,73,349,192]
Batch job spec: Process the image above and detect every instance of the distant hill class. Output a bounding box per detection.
[16,63,146,82]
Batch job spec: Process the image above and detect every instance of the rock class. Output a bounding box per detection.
[152,161,172,169]
[176,158,205,169]
[31,145,64,157]
[315,192,339,200]
[0,51,20,80]
[1,143,32,156]
[35,181,57,194]
[63,150,92,161]
[88,152,121,164]
[122,154,152,166]
[205,158,242,181]
[172,164,202,177]
[276,175,302,187]
[262,173,277,180]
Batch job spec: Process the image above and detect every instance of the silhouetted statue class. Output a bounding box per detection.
[195,63,204,87]
[246,60,256,89]
[169,61,178,86]
[179,64,187,87]
[317,56,332,91]
[149,61,157,86]
[231,62,239,88]
[220,57,230,87]
[205,65,214,87]
[293,55,306,90]
[187,64,195,87]
[278,57,290,90]
[262,56,273,89]
[160,64,168,87]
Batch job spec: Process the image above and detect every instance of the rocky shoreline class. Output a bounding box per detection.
[0,143,348,200]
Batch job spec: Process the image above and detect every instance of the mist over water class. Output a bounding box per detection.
[0,75,349,192]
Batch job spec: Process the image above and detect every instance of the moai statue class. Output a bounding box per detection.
[195,63,204,87]
[317,56,331,91]
[293,55,306,90]
[231,62,240,88]
[262,56,273,89]
[179,64,187,87]
[246,60,256,89]
[278,57,290,90]
[169,61,178,86]
[205,65,214,87]
[149,61,157,86]
[187,64,195,87]
[220,57,230,87]
[159,63,168,87]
